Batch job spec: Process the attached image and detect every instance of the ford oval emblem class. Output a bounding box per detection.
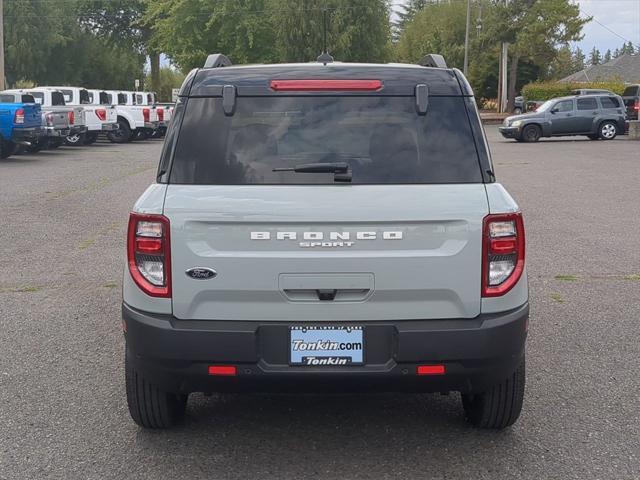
[185,267,217,280]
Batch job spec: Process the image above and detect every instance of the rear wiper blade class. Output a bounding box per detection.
[273,162,352,182]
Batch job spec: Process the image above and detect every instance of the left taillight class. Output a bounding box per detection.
[95,108,107,121]
[143,108,150,123]
[14,108,25,124]
[157,107,164,121]
[481,212,525,297]
[45,112,54,126]
[127,213,171,297]
[67,110,75,125]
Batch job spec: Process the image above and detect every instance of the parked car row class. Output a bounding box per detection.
[0,87,173,158]
[501,90,630,142]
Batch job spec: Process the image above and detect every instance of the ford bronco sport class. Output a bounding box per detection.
[123,53,529,430]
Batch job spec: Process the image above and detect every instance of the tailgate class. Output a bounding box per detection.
[21,104,41,128]
[165,185,488,321]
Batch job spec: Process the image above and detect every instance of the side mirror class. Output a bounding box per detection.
[550,108,558,114]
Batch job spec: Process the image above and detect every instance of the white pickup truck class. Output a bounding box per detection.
[104,90,159,143]
[134,91,171,138]
[83,89,119,144]
[42,86,118,145]
[0,90,70,151]
[7,88,86,148]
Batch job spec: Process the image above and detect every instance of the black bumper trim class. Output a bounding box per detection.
[123,303,528,394]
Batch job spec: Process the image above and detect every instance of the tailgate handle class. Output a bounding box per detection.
[316,289,337,301]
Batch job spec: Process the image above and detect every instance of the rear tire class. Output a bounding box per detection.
[83,132,99,145]
[598,121,617,140]
[0,139,16,159]
[125,350,187,429]
[48,138,62,149]
[461,357,525,429]
[107,119,132,143]
[521,125,541,143]
[64,132,86,146]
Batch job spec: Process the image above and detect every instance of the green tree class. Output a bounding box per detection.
[603,49,612,63]
[145,0,278,70]
[395,0,468,66]
[572,47,585,72]
[484,0,588,110]
[77,0,162,91]
[392,0,429,41]
[274,0,390,63]
[546,44,575,80]
[589,47,601,65]
[145,68,186,102]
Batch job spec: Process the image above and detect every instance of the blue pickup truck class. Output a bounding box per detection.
[0,94,43,158]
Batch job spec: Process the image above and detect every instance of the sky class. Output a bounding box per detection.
[390,0,640,54]
[572,0,640,53]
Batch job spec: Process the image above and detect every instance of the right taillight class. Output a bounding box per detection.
[14,108,25,124]
[634,99,640,111]
[157,107,164,121]
[45,112,54,126]
[67,110,75,125]
[127,213,171,297]
[482,212,525,297]
[95,108,107,121]
[143,108,150,122]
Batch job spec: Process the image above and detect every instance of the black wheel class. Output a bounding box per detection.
[587,134,599,140]
[107,119,132,143]
[64,132,86,146]
[521,125,541,143]
[132,129,150,141]
[83,132,99,145]
[598,121,617,140]
[26,138,47,153]
[48,138,62,149]
[461,357,525,429]
[125,350,187,429]
[1,139,16,159]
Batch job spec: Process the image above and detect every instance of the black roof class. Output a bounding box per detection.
[181,63,471,97]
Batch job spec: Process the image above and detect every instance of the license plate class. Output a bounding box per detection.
[290,326,364,366]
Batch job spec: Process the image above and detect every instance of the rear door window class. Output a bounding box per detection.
[577,97,598,110]
[170,96,482,185]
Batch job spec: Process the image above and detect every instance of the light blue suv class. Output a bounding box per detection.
[122,54,529,430]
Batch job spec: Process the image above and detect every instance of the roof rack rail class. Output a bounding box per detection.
[418,54,447,69]
[203,53,232,69]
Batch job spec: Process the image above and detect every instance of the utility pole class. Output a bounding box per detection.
[0,0,5,90]
[463,0,471,76]
[498,0,509,113]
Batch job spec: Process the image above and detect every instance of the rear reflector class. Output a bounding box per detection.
[417,365,446,376]
[208,365,237,376]
[270,79,383,92]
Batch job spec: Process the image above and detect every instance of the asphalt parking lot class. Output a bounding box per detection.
[1,128,639,480]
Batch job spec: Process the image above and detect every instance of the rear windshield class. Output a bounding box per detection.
[80,89,91,104]
[169,96,482,185]
[622,86,639,97]
[99,92,109,105]
[0,94,15,103]
[117,93,127,105]
[51,92,65,106]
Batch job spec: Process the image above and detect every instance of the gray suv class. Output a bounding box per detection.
[123,53,528,430]
[500,94,626,142]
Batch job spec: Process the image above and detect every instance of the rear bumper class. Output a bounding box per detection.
[12,126,45,141]
[498,126,520,139]
[123,302,529,394]
[69,126,88,135]
[143,121,159,130]
[44,126,70,137]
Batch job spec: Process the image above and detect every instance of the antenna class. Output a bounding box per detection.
[317,9,334,64]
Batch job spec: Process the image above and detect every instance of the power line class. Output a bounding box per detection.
[579,6,640,50]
